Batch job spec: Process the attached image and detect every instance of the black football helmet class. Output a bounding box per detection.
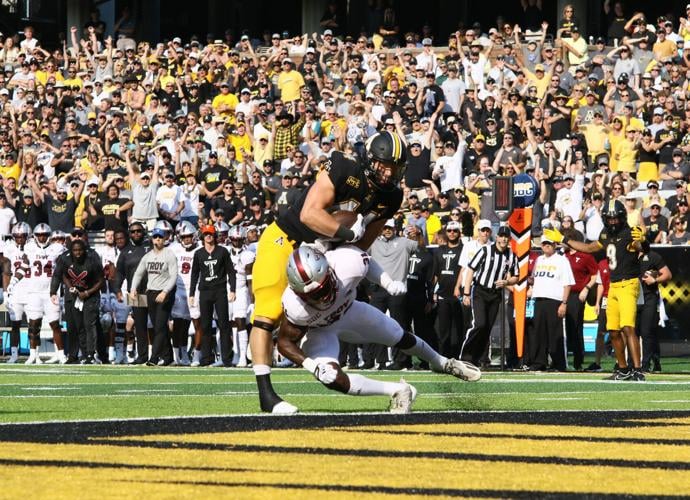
[364,131,407,191]
[602,199,627,234]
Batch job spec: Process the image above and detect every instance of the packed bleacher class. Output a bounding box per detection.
[0,3,687,373]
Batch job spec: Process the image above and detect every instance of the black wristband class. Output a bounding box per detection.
[335,224,355,241]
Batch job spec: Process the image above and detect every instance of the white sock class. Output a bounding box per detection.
[403,336,446,372]
[148,345,153,358]
[108,346,115,360]
[347,374,404,397]
[173,346,180,364]
[238,330,248,361]
[253,363,271,376]
[11,346,18,357]
[28,348,36,359]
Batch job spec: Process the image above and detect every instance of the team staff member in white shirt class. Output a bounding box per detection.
[527,235,575,371]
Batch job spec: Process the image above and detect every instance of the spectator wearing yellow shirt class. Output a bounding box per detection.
[579,111,608,164]
[253,131,274,166]
[0,152,20,181]
[34,60,64,87]
[276,58,304,103]
[521,64,551,99]
[561,27,589,69]
[607,117,625,172]
[228,121,253,162]
[615,128,639,174]
[211,82,239,117]
[653,30,677,61]
[62,65,83,90]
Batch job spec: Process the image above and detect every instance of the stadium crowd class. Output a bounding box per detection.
[0,2,687,379]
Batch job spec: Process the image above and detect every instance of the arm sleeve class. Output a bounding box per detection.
[190,250,200,296]
[49,254,64,296]
[225,249,237,293]
[129,254,147,292]
[113,252,126,294]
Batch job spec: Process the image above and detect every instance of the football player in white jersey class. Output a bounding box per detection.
[278,245,481,414]
[24,224,66,364]
[98,229,129,364]
[228,225,254,367]
[170,221,202,366]
[3,223,33,364]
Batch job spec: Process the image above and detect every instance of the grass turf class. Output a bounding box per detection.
[2,364,690,423]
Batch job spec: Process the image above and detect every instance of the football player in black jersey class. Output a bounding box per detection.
[544,200,646,380]
[250,131,407,413]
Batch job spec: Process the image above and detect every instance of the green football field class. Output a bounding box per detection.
[2,362,690,423]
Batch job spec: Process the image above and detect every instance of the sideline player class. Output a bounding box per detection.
[278,246,481,413]
[228,226,254,367]
[544,200,646,380]
[3,223,33,364]
[251,131,407,414]
[23,224,66,364]
[170,221,201,366]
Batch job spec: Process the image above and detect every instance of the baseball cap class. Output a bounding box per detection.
[323,29,333,36]
[534,64,545,72]
[477,220,491,231]
[422,37,432,46]
[654,107,664,115]
[446,221,461,231]
[673,148,683,156]
[541,235,555,244]
[383,218,396,228]
[650,201,662,208]
[497,226,511,237]
[151,228,167,238]
[647,180,659,189]
[201,225,216,235]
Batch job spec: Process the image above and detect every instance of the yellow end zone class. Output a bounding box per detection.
[1,413,689,498]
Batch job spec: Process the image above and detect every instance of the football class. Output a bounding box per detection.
[332,210,358,229]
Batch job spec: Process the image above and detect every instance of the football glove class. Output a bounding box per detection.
[386,280,407,296]
[348,214,366,242]
[630,226,645,243]
[543,227,564,244]
[302,358,338,384]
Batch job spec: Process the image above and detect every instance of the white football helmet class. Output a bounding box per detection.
[176,220,198,249]
[12,222,31,247]
[229,225,245,248]
[33,223,52,248]
[215,221,230,244]
[286,246,337,308]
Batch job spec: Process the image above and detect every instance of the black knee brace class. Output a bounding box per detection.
[252,319,274,332]
[394,331,417,350]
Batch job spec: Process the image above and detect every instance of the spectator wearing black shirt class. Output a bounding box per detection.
[12,185,46,229]
[201,152,229,204]
[433,221,464,358]
[243,197,274,233]
[190,225,236,366]
[244,169,269,208]
[91,184,133,232]
[404,136,432,193]
[210,183,244,224]
[32,178,83,233]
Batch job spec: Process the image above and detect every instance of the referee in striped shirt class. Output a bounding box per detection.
[460,226,518,366]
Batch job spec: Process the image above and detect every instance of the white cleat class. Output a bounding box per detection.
[25,353,37,365]
[6,354,18,364]
[190,350,201,367]
[44,353,61,365]
[211,359,225,367]
[236,358,248,368]
[443,359,482,382]
[58,352,68,365]
[34,355,43,365]
[271,401,298,415]
[389,379,417,414]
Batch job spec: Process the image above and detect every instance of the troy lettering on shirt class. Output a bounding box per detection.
[204,259,218,281]
[147,261,165,273]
